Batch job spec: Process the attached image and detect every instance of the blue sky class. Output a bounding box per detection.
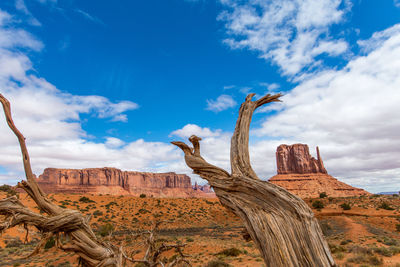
[0,0,400,193]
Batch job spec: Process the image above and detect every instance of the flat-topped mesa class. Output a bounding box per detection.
[276,144,327,174]
[37,167,216,197]
[270,144,370,198]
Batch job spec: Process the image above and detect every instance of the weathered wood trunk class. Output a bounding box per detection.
[0,93,191,267]
[0,94,120,266]
[172,93,335,267]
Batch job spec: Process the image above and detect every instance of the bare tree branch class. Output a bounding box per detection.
[173,93,335,267]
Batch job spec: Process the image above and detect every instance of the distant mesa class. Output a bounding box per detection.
[37,167,215,198]
[269,144,370,198]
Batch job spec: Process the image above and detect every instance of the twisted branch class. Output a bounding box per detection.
[172,93,335,267]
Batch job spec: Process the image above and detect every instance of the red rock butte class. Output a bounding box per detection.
[269,144,370,198]
[37,167,215,198]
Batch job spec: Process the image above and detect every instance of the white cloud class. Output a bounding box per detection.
[75,9,105,25]
[395,0,400,8]
[15,0,41,26]
[206,94,236,112]
[170,124,222,139]
[0,9,183,185]
[105,137,125,148]
[219,0,351,77]
[252,24,400,192]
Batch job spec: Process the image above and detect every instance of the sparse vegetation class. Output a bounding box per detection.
[319,192,327,198]
[216,247,242,257]
[340,203,351,210]
[378,201,394,210]
[205,259,232,267]
[79,196,95,203]
[98,223,114,237]
[312,200,324,209]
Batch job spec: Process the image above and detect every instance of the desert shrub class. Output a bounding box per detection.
[186,237,194,242]
[348,245,373,255]
[340,203,351,210]
[105,201,118,208]
[374,246,393,257]
[205,259,232,267]
[139,193,146,198]
[382,237,399,246]
[312,200,324,209]
[340,239,352,245]
[347,254,367,264]
[44,236,55,249]
[328,243,346,253]
[368,255,383,265]
[378,201,394,210]
[93,210,103,216]
[5,238,23,248]
[389,246,400,255]
[373,245,400,257]
[335,252,344,260]
[0,184,17,196]
[396,224,400,232]
[57,262,71,267]
[216,247,242,257]
[79,196,94,203]
[98,223,114,237]
[319,192,327,198]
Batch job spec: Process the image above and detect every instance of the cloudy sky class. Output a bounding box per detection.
[0,0,399,193]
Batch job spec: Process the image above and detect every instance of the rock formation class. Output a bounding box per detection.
[193,182,212,193]
[269,144,370,198]
[276,144,327,174]
[37,167,215,198]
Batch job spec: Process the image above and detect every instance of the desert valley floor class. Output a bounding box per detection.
[1,192,400,267]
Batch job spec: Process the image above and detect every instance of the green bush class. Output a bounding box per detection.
[0,184,17,196]
[139,193,146,198]
[5,238,23,248]
[319,192,327,198]
[340,203,351,210]
[44,236,55,249]
[98,223,114,237]
[79,196,94,203]
[93,210,103,216]
[378,201,394,210]
[205,260,232,267]
[216,247,242,257]
[396,224,400,232]
[312,200,324,209]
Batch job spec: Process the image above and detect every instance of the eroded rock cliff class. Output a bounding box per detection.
[37,167,215,197]
[269,144,370,198]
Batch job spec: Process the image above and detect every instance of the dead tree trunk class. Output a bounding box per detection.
[0,93,191,267]
[172,93,335,267]
[0,94,122,266]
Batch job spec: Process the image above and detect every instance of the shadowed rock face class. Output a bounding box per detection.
[37,167,215,197]
[276,144,327,174]
[270,144,370,198]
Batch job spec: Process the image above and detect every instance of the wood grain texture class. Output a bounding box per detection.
[172,93,335,267]
[0,93,192,267]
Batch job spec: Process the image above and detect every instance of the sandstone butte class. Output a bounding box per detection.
[268,144,370,198]
[37,167,215,198]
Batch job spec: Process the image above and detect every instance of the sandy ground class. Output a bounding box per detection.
[1,192,400,266]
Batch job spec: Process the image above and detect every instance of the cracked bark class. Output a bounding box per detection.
[172,93,335,267]
[0,94,191,267]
